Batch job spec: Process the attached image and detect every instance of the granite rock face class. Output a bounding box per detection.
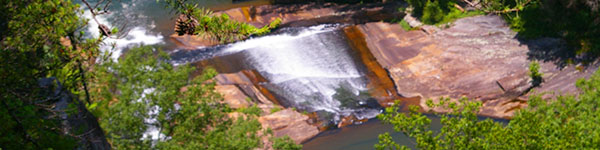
[352,15,597,118]
[214,85,252,109]
[213,70,320,144]
[218,2,402,28]
[258,109,320,144]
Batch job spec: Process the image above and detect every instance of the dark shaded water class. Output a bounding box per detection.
[303,117,442,150]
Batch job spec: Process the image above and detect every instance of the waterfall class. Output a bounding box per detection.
[172,24,382,123]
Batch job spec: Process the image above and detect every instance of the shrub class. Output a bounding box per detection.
[270,107,283,113]
[421,0,445,24]
[272,136,302,150]
[529,61,543,87]
[399,19,413,31]
[166,0,281,43]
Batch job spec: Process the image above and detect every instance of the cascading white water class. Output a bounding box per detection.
[173,24,382,123]
[82,2,164,61]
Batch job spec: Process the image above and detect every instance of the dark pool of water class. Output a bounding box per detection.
[303,116,442,150]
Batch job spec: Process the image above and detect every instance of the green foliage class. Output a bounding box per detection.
[0,0,101,149]
[421,0,444,24]
[270,107,283,113]
[399,19,414,31]
[436,8,484,26]
[502,0,600,54]
[376,69,600,149]
[272,136,303,150]
[90,46,264,149]
[406,0,427,17]
[162,0,281,43]
[529,61,543,86]
[238,105,263,116]
[408,0,483,25]
[375,133,408,150]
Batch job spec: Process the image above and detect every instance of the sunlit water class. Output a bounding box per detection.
[171,24,382,123]
[76,0,420,148]
[79,0,269,60]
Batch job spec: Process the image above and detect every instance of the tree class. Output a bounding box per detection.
[376,69,600,149]
[89,46,299,149]
[0,0,107,149]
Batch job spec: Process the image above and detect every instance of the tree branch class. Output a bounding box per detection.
[81,0,112,37]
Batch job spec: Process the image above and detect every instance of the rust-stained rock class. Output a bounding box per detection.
[171,2,404,48]
[214,70,280,105]
[354,15,598,118]
[343,25,420,108]
[215,85,252,109]
[214,71,321,145]
[258,108,319,144]
[221,3,403,28]
[170,34,218,50]
[336,115,369,128]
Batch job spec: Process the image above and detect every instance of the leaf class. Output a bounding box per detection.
[87,102,98,110]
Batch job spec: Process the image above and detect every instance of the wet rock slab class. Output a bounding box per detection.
[259,109,320,144]
[352,15,598,118]
[213,70,319,144]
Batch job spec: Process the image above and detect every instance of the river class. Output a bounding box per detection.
[81,0,434,149]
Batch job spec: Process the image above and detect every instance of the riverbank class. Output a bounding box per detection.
[169,1,598,147]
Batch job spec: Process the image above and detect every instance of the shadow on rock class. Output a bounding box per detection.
[520,37,598,69]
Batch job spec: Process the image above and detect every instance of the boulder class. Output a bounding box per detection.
[258,108,320,144]
[214,70,280,105]
[214,71,321,144]
[352,15,598,118]
[214,85,252,109]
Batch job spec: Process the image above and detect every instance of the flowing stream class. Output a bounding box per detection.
[171,24,382,123]
[81,0,425,148]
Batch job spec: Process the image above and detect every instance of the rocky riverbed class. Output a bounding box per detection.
[175,1,598,144]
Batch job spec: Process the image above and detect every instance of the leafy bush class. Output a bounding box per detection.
[421,0,445,24]
[270,107,283,113]
[529,61,543,86]
[408,0,483,25]
[272,136,302,150]
[165,0,281,43]
[399,19,413,31]
[238,105,263,116]
[407,0,427,16]
[503,0,600,54]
